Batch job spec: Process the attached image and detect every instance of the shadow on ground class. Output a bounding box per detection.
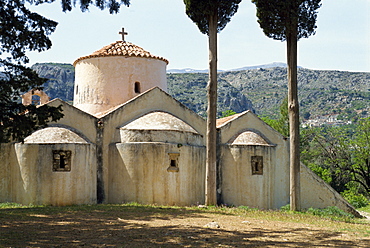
[0,205,368,247]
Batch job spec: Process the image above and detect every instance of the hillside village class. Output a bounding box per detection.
[302,114,352,128]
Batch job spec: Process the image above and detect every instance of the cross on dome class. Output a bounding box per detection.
[119,28,128,41]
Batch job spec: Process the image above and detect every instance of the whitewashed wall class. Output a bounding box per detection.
[109,142,205,206]
[0,143,96,206]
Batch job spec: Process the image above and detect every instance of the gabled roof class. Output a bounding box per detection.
[216,112,245,128]
[73,41,169,65]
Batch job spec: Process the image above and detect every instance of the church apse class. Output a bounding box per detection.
[107,111,205,206]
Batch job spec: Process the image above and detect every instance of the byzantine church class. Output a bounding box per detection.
[0,30,358,216]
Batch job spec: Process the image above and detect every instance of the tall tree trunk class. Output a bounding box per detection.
[287,31,301,211]
[205,11,218,206]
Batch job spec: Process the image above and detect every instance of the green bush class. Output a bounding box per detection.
[306,206,354,219]
[280,204,290,211]
[341,190,369,208]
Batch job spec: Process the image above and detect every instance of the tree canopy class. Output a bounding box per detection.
[301,118,370,198]
[0,0,67,142]
[60,0,130,14]
[252,0,321,41]
[183,0,241,34]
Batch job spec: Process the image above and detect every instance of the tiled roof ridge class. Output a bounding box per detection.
[73,41,169,66]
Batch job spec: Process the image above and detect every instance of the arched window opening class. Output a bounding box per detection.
[134,82,141,94]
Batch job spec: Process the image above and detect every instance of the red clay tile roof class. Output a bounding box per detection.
[216,112,245,127]
[73,41,169,66]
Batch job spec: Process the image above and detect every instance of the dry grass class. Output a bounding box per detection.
[0,203,369,247]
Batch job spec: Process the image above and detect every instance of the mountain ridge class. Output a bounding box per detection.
[167,62,302,73]
[31,63,370,120]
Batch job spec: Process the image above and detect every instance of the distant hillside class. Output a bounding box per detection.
[32,63,74,103]
[31,63,370,120]
[167,73,254,118]
[219,67,370,119]
[167,62,298,73]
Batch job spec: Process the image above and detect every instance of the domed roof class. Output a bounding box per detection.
[228,131,273,146]
[24,127,89,144]
[121,112,199,134]
[73,41,169,65]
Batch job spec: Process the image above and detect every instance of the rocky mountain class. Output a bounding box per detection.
[167,73,254,118]
[32,63,75,104]
[218,67,370,119]
[31,63,370,120]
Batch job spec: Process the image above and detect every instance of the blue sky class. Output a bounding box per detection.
[27,0,369,72]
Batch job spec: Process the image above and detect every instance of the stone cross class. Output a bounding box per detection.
[119,28,128,41]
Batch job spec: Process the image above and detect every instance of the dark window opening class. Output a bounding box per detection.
[167,153,180,172]
[53,150,72,172]
[76,85,79,95]
[134,82,141,93]
[60,154,66,168]
[251,156,263,175]
[32,95,41,105]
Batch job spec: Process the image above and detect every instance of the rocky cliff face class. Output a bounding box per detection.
[31,63,75,102]
[167,73,255,118]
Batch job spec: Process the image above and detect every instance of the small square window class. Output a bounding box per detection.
[53,150,72,172]
[251,156,263,175]
[167,153,179,172]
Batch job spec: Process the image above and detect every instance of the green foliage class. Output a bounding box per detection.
[0,0,64,142]
[358,204,370,213]
[0,202,25,209]
[301,118,370,197]
[252,0,321,41]
[261,97,289,136]
[183,0,241,34]
[306,206,354,220]
[341,190,369,209]
[221,110,236,118]
[60,0,130,14]
[280,204,291,211]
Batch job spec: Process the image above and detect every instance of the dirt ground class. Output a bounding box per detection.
[1,205,369,247]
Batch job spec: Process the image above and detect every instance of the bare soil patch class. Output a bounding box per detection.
[1,205,369,247]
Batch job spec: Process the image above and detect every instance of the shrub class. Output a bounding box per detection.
[341,190,369,209]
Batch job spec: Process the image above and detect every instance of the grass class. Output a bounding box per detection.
[358,204,370,213]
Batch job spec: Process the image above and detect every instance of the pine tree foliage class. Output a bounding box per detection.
[60,0,130,14]
[183,0,241,34]
[0,0,65,142]
[252,0,321,40]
